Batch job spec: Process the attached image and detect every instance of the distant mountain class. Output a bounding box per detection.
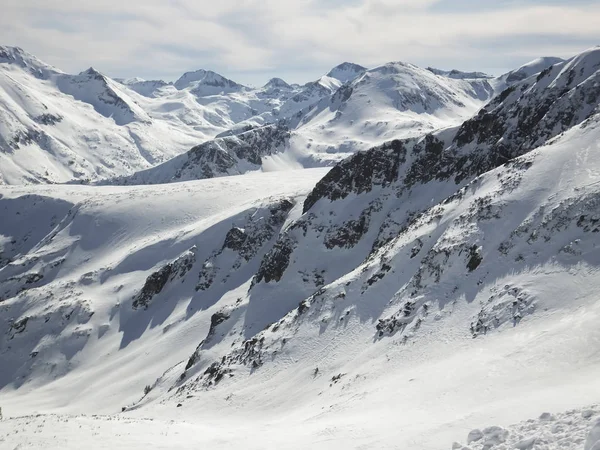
[284,60,495,165]
[426,67,492,79]
[0,45,60,79]
[0,47,243,184]
[0,46,580,185]
[116,77,170,98]
[174,69,245,94]
[262,77,292,90]
[106,60,497,184]
[107,123,290,185]
[56,67,151,126]
[498,56,565,85]
[326,62,367,83]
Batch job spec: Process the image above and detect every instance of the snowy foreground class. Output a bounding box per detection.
[1,156,600,447]
[1,406,599,450]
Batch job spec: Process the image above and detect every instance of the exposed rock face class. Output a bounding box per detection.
[303,139,406,212]
[197,199,294,291]
[132,248,196,310]
[253,237,295,284]
[183,310,231,372]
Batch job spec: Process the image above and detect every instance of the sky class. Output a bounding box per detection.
[1,0,599,86]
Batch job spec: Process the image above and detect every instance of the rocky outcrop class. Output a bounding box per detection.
[197,199,294,291]
[110,123,291,185]
[132,248,196,310]
[303,139,406,212]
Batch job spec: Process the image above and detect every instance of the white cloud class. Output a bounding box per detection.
[0,0,598,85]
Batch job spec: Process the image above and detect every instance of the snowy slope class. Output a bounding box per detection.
[115,77,170,98]
[500,56,566,84]
[1,106,599,450]
[0,169,329,411]
[1,50,600,450]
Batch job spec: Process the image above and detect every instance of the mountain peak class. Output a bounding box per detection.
[0,45,59,78]
[326,62,367,83]
[174,69,242,91]
[82,66,102,76]
[263,77,291,89]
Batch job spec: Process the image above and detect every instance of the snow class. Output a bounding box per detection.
[0,46,497,185]
[325,62,367,83]
[1,45,600,450]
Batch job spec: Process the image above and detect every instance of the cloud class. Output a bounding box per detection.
[0,0,598,85]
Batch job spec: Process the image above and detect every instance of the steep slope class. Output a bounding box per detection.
[2,109,598,450]
[161,109,600,448]
[0,169,328,411]
[56,68,152,126]
[500,56,565,84]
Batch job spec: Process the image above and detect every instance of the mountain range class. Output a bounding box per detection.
[1,44,600,450]
[0,45,561,185]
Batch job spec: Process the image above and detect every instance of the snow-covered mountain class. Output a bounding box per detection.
[326,62,367,83]
[0,46,258,184]
[108,123,291,184]
[500,56,566,84]
[1,46,600,449]
[2,45,568,186]
[275,60,496,168]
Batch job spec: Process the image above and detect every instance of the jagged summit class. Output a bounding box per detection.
[0,45,60,78]
[80,66,104,77]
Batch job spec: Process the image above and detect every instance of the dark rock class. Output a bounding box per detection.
[303,139,406,213]
[467,245,483,272]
